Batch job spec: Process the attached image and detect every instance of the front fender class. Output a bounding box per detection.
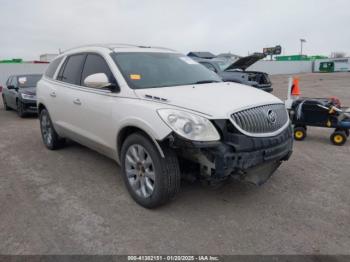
[115,117,172,164]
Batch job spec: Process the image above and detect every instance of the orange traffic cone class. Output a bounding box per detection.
[291,77,301,96]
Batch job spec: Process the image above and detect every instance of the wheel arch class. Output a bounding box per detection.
[116,125,166,164]
[37,103,47,113]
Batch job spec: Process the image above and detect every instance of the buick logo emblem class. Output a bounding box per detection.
[267,109,277,124]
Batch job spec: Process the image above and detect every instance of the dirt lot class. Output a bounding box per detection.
[0,73,349,255]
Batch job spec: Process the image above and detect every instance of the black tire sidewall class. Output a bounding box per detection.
[294,127,306,141]
[40,109,53,149]
[120,133,175,208]
[337,128,350,137]
[17,100,25,117]
[331,131,347,146]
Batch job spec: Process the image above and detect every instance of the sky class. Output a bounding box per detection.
[0,0,349,60]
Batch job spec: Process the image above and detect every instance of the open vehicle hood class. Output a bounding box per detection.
[224,53,266,71]
[134,82,282,119]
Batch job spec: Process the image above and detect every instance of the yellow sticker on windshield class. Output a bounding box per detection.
[130,74,141,80]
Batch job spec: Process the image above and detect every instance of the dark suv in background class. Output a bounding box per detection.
[188,52,272,92]
[2,74,42,117]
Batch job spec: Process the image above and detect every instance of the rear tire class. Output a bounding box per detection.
[121,133,181,208]
[2,96,11,111]
[330,131,347,146]
[39,109,65,150]
[294,126,307,141]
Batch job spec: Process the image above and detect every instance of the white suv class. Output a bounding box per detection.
[37,44,293,208]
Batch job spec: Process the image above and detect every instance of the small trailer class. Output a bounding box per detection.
[290,98,350,145]
[285,77,350,146]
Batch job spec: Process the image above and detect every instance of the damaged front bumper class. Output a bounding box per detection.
[165,121,293,185]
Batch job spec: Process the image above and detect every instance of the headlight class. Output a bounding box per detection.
[157,109,220,141]
[21,93,36,100]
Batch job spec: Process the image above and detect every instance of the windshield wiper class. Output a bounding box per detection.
[193,80,221,84]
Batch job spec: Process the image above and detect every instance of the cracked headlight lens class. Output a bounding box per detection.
[157,109,220,141]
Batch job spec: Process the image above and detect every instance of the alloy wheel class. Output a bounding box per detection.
[41,113,53,146]
[124,144,155,198]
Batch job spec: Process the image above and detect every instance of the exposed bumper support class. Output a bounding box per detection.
[165,123,293,182]
[208,137,292,178]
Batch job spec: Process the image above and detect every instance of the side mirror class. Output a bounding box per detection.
[7,85,15,90]
[84,73,112,89]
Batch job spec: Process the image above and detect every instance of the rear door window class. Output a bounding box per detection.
[57,54,86,85]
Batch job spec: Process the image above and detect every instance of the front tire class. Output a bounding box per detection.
[17,101,25,118]
[121,133,181,208]
[39,109,65,150]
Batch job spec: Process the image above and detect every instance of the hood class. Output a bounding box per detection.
[224,53,266,71]
[19,87,36,95]
[134,82,282,119]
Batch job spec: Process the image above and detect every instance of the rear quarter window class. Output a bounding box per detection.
[45,57,63,79]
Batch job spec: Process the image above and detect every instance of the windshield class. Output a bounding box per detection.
[17,75,42,88]
[112,52,221,89]
[212,58,238,71]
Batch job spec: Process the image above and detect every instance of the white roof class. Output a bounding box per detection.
[62,44,177,55]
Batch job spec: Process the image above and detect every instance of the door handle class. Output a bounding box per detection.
[50,91,56,97]
[73,98,82,105]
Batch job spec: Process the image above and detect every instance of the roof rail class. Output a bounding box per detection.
[62,43,176,53]
[150,46,176,52]
[108,44,176,51]
[62,43,116,53]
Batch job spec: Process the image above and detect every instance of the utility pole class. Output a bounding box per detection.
[300,39,306,56]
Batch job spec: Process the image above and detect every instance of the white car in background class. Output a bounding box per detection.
[37,44,293,208]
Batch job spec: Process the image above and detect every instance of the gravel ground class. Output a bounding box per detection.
[0,72,349,255]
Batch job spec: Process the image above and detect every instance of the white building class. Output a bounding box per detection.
[39,54,58,62]
[313,58,350,72]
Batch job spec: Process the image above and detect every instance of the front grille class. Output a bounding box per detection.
[231,104,288,135]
